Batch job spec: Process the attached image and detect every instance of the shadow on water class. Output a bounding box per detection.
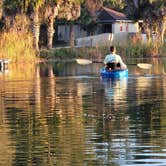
[1,58,166,165]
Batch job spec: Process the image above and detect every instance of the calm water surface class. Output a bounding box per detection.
[1,58,166,166]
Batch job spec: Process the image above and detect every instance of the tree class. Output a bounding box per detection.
[2,0,44,50]
[2,0,83,50]
[39,0,83,49]
[68,1,82,47]
[85,0,103,17]
[58,0,83,47]
[124,0,166,43]
[78,6,97,35]
[144,0,166,43]
[12,0,58,50]
[41,0,59,49]
[27,0,45,51]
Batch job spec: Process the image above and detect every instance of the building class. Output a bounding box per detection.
[56,7,141,44]
[97,7,140,34]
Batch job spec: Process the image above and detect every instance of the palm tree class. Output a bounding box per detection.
[68,1,82,47]
[43,0,83,49]
[2,0,83,49]
[28,0,45,51]
[124,0,166,43]
[42,1,59,49]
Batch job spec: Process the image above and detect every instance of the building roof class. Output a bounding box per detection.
[97,7,127,23]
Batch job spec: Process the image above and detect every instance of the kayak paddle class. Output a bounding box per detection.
[76,58,92,65]
[137,63,152,69]
[76,58,152,69]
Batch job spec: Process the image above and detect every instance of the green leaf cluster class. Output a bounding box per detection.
[78,6,96,35]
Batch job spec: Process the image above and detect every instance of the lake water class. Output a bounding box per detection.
[1,58,166,166]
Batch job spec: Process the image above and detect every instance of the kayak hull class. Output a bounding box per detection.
[100,68,128,79]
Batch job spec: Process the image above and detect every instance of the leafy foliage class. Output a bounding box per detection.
[103,0,125,11]
[124,0,166,43]
[78,6,97,35]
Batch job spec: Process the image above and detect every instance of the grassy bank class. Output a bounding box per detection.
[40,41,166,61]
[118,41,166,58]
[0,27,165,63]
[40,46,108,61]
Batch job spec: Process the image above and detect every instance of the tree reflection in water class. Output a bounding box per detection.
[1,59,166,165]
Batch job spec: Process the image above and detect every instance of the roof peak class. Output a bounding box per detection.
[99,6,127,20]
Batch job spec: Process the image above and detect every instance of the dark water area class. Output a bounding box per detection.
[1,58,166,165]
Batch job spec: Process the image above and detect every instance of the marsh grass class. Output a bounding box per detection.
[0,14,37,63]
[117,39,166,58]
[40,47,78,60]
[40,46,109,61]
[40,40,165,61]
[0,30,36,62]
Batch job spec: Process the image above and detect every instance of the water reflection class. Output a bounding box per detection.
[151,57,166,75]
[1,58,166,165]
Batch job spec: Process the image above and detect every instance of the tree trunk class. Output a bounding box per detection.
[143,21,151,43]
[47,16,54,49]
[69,24,75,47]
[46,6,58,49]
[0,0,2,19]
[32,9,40,51]
[160,17,166,43]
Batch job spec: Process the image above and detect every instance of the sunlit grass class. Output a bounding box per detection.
[40,40,166,61]
[0,30,37,62]
[117,40,166,58]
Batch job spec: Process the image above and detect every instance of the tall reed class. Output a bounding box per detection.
[0,30,36,62]
[40,40,166,61]
[118,40,166,58]
[0,15,36,63]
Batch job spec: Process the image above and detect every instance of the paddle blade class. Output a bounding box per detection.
[76,59,92,65]
[137,63,152,69]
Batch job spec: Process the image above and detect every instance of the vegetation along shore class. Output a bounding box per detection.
[0,0,165,63]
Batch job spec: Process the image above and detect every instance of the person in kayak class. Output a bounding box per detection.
[104,46,127,71]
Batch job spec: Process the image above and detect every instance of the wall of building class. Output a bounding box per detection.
[57,25,87,42]
[128,22,139,33]
[76,32,130,47]
[57,21,140,44]
[112,22,139,33]
[76,33,112,47]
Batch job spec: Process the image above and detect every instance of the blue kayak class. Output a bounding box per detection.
[100,68,128,79]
